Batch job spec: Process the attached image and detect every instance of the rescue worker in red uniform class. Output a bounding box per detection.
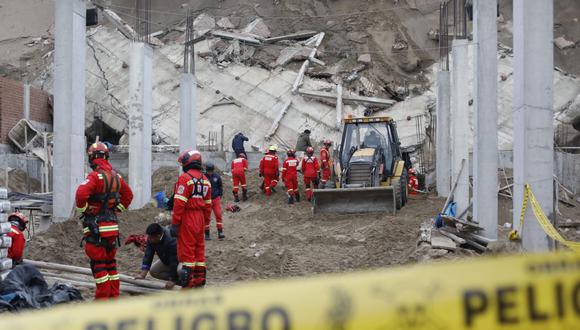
[259,146,280,197]
[408,168,419,195]
[75,142,133,299]
[282,149,300,204]
[301,147,320,201]
[7,212,27,266]
[231,153,249,202]
[172,150,212,288]
[320,139,333,189]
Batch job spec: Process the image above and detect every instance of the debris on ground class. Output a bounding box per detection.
[554,36,576,50]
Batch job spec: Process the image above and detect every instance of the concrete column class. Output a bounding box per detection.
[23,84,30,120]
[128,42,152,209]
[53,0,86,222]
[436,70,451,197]
[451,39,470,217]
[513,0,554,251]
[179,73,197,153]
[336,84,343,129]
[473,0,498,239]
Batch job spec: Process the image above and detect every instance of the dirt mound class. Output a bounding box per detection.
[27,168,447,290]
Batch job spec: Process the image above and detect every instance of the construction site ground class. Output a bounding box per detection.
[27,168,443,297]
[21,167,580,301]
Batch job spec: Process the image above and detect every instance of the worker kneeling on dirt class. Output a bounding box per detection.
[135,223,178,289]
[259,146,280,197]
[282,149,300,204]
[319,139,333,189]
[172,150,212,289]
[301,147,320,201]
[205,162,225,240]
[7,212,28,266]
[231,153,248,202]
[75,142,134,299]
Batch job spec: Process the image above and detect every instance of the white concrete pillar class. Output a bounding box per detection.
[179,73,197,153]
[128,42,152,209]
[23,84,30,120]
[336,84,343,129]
[513,0,554,251]
[451,39,470,217]
[473,0,498,239]
[53,0,86,222]
[436,70,451,197]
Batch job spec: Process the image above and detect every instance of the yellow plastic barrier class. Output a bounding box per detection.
[510,183,580,252]
[2,252,580,329]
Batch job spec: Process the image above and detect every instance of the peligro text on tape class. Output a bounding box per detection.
[2,252,580,330]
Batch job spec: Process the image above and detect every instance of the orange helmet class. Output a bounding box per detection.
[323,139,332,146]
[87,142,109,160]
[8,212,28,231]
[306,147,314,156]
[178,149,202,169]
[287,149,296,157]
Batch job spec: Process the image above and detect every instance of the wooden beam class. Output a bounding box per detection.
[25,259,169,290]
[265,101,292,140]
[211,30,262,45]
[43,276,157,295]
[264,31,318,43]
[298,89,396,107]
[438,228,467,244]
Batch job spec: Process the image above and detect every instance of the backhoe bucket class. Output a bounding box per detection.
[312,187,396,215]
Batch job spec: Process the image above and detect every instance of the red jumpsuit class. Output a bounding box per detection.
[282,157,299,198]
[301,155,320,201]
[7,225,25,265]
[259,153,279,197]
[172,168,212,288]
[231,157,248,199]
[408,173,419,195]
[75,158,133,300]
[320,147,332,184]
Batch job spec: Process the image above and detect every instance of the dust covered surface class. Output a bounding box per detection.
[27,169,445,289]
[0,168,41,193]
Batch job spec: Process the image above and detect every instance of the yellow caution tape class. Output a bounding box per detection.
[3,252,580,329]
[510,184,580,252]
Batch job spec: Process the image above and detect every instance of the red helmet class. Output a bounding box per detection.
[178,149,202,168]
[87,142,109,160]
[408,168,416,175]
[306,147,314,156]
[8,212,28,231]
[323,139,332,146]
[287,149,296,157]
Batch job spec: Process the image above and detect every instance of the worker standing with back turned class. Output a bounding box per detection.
[231,153,249,202]
[75,142,133,299]
[301,146,320,202]
[259,146,280,197]
[282,149,300,204]
[172,150,212,288]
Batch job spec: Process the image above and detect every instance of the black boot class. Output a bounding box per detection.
[205,230,211,240]
[288,195,294,204]
[234,193,240,203]
[271,186,277,193]
[295,193,300,202]
[218,229,225,240]
[242,189,248,201]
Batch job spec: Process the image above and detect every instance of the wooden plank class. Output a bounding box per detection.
[441,215,484,230]
[462,239,488,253]
[438,228,467,244]
[264,31,318,43]
[298,89,396,106]
[558,221,580,228]
[211,30,262,45]
[441,159,466,214]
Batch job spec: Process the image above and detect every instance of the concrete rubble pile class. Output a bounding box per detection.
[0,188,12,280]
